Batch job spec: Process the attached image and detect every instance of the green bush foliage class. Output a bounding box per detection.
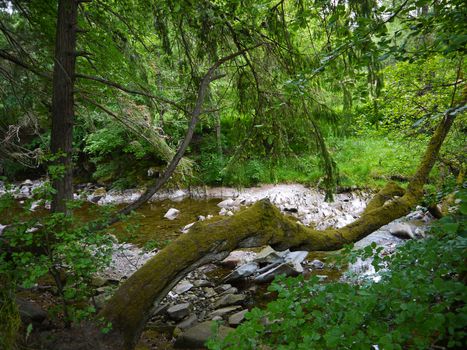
[0,182,114,326]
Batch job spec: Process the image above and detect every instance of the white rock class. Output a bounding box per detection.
[164,208,180,220]
[389,223,415,239]
[181,222,195,233]
[174,282,194,295]
[218,198,235,208]
[284,251,308,265]
[223,262,259,283]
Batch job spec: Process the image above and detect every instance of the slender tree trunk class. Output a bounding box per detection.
[50,0,78,214]
[215,113,223,160]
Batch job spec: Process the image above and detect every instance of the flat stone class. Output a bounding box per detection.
[167,303,192,320]
[174,321,235,348]
[228,309,248,326]
[174,282,194,295]
[219,287,238,296]
[177,314,198,330]
[284,251,308,265]
[152,303,170,316]
[209,306,242,318]
[214,294,246,308]
[193,279,212,287]
[204,287,217,298]
[254,246,280,264]
[223,262,258,283]
[164,208,180,220]
[254,262,301,283]
[220,250,256,268]
[214,284,232,293]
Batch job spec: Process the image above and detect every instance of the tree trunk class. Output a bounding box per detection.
[50,0,78,214]
[94,112,456,350]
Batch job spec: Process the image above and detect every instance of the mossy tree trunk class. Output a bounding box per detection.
[94,112,457,350]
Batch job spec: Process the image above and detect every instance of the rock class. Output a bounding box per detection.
[91,275,108,287]
[310,259,325,269]
[90,187,106,203]
[193,279,212,288]
[152,303,170,316]
[254,246,283,264]
[228,309,248,326]
[177,314,198,330]
[220,250,256,268]
[204,287,217,298]
[197,215,206,221]
[21,179,33,186]
[254,262,301,283]
[217,198,235,209]
[219,208,228,216]
[29,201,41,211]
[223,262,258,283]
[211,316,223,322]
[93,293,109,310]
[0,223,8,235]
[209,306,242,318]
[174,282,194,295]
[206,214,214,219]
[181,222,195,234]
[316,275,328,282]
[16,298,47,325]
[219,287,238,296]
[164,208,180,220]
[174,321,234,348]
[214,294,246,308]
[214,284,233,293]
[167,303,192,320]
[283,251,308,265]
[389,223,415,239]
[226,210,234,216]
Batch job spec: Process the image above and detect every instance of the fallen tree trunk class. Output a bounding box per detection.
[93,111,457,350]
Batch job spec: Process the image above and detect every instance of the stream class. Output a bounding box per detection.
[2,181,434,349]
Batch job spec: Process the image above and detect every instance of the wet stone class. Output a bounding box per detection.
[167,303,192,321]
[214,294,246,308]
[228,309,249,326]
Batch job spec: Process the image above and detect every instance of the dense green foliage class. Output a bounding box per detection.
[0,182,115,326]
[209,190,467,350]
[1,0,464,191]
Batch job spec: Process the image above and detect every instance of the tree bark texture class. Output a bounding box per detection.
[96,112,456,350]
[50,0,78,213]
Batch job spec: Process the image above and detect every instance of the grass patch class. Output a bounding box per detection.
[195,135,431,190]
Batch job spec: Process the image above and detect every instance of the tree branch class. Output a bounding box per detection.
[75,73,188,113]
